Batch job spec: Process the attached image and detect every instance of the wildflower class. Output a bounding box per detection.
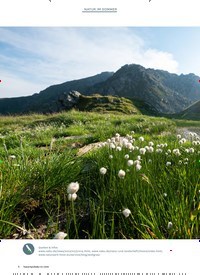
[111,137,115,143]
[54,232,67,239]
[131,131,135,134]
[149,141,154,147]
[107,138,111,143]
[126,142,134,150]
[148,146,154,153]
[118,169,126,179]
[115,133,120,138]
[100,167,107,175]
[68,193,77,201]
[178,160,182,165]
[67,182,79,194]
[109,155,113,159]
[137,155,141,160]
[167,149,171,154]
[163,193,167,197]
[122,208,131,218]
[139,148,146,155]
[124,154,129,159]
[9,155,16,159]
[127,160,134,166]
[173,149,181,156]
[189,148,194,153]
[109,143,115,149]
[139,136,144,142]
[156,148,163,153]
[136,163,142,171]
[177,134,181,139]
[122,138,129,146]
[167,222,173,229]
[148,159,152,163]
[181,138,187,143]
[166,162,171,166]
[133,160,141,165]
[116,146,122,151]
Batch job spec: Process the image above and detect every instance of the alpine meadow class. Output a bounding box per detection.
[0,110,199,239]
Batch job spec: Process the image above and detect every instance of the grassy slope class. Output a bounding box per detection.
[0,111,199,239]
[173,100,200,121]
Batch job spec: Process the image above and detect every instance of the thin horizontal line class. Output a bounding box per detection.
[82,11,117,13]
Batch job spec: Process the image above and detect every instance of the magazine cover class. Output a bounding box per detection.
[0,0,199,274]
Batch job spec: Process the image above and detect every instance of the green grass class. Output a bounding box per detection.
[0,110,199,239]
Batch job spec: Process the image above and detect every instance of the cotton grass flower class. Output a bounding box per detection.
[122,208,131,218]
[166,162,171,166]
[177,134,181,139]
[100,167,107,175]
[118,169,126,179]
[68,193,77,201]
[149,141,154,146]
[54,232,67,239]
[139,148,146,155]
[148,146,154,153]
[133,160,141,165]
[167,222,173,229]
[189,148,194,153]
[139,136,144,142]
[109,143,116,149]
[67,182,79,194]
[124,154,129,159]
[127,160,134,166]
[173,149,181,156]
[135,163,142,171]
[9,155,16,159]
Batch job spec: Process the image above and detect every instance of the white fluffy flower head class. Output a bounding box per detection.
[54,232,67,239]
[100,167,107,175]
[118,169,126,179]
[68,193,77,201]
[122,208,131,218]
[67,182,79,194]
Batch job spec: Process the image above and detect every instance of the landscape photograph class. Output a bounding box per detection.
[0,27,199,239]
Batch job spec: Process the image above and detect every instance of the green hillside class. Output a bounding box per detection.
[0,110,199,239]
[174,100,200,120]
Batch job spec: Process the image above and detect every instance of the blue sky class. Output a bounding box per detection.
[0,27,200,98]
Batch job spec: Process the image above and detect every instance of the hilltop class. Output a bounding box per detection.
[0,64,200,116]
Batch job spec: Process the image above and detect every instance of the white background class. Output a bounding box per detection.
[0,0,200,26]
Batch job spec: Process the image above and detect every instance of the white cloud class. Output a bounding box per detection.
[0,27,179,98]
[0,73,46,98]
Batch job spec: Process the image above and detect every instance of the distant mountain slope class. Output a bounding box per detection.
[88,64,200,114]
[174,100,200,120]
[0,63,200,115]
[0,72,113,114]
